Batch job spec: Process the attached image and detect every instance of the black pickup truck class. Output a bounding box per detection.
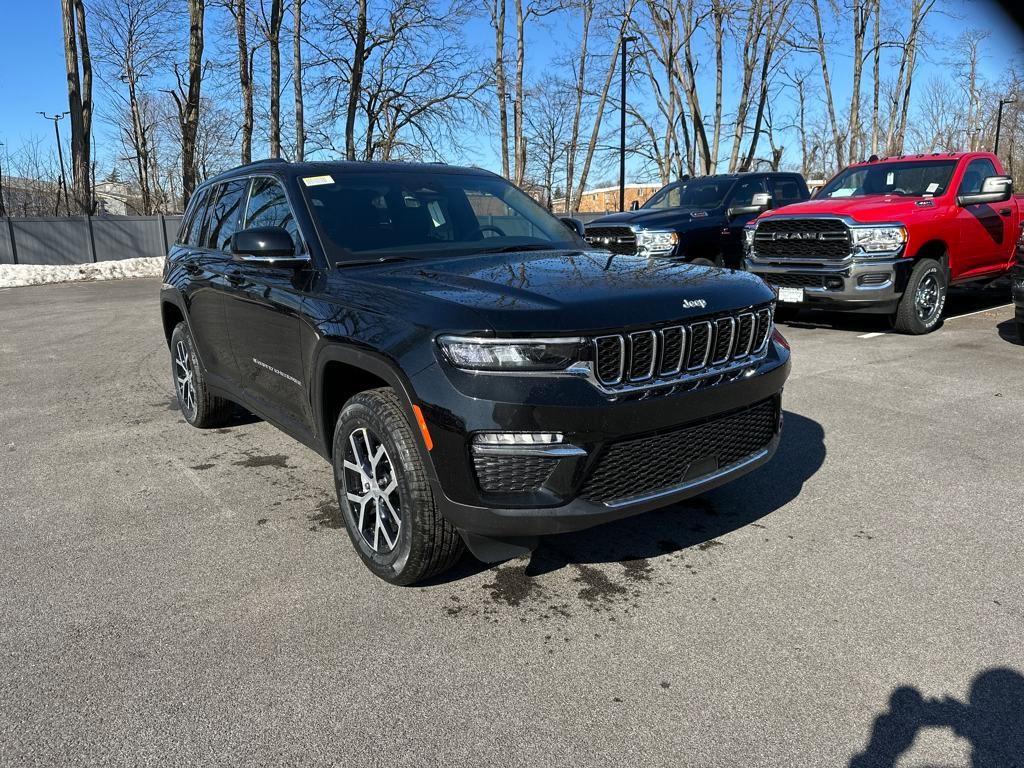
[160,159,790,584]
[584,172,810,268]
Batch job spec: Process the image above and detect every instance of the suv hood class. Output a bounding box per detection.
[758,195,944,224]
[588,208,721,230]
[341,249,772,333]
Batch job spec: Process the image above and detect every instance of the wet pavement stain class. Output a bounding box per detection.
[190,463,214,471]
[307,498,344,530]
[233,453,292,469]
[698,539,725,551]
[482,561,540,607]
[256,518,268,526]
[574,565,628,606]
[621,558,653,583]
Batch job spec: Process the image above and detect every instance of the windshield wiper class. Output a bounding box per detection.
[475,243,564,254]
[334,256,416,268]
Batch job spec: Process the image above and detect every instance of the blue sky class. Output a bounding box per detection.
[1,0,1023,179]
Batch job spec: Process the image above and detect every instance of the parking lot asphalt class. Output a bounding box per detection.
[1,277,1022,767]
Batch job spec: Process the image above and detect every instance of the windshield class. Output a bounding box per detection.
[299,171,581,263]
[673,178,734,209]
[643,181,686,209]
[818,160,957,199]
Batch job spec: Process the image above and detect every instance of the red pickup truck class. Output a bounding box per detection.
[745,152,1023,333]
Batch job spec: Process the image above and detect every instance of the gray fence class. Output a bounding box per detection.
[0,215,183,266]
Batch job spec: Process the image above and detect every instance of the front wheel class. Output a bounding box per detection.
[169,322,232,427]
[332,389,464,585]
[892,258,947,335]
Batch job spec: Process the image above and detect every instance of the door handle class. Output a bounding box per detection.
[999,208,1012,217]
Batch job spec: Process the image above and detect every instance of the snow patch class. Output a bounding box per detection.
[0,257,164,289]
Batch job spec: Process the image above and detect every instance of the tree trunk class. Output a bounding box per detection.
[513,0,526,185]
[565,0,592,210]
[848,0,869,163]
[870,0,880,155]
[810,0,844,170]
[61,0,93,214]
[893,0,934,153]
[491,0,509,178]
[182,0,205,208]
[235,0,252,164]
[268,0,283,157]
[293,0,304,161]
[727,0,759,172]
[346,0,367,161]
[710,0,724,173]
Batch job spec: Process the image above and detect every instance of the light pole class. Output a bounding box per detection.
[38,111,71,216]
[0,141,6,218]
[994,97,1016,157]
[619,35,638,212]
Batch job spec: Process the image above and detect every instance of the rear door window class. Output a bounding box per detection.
[205,179,251,252]
[180,187,210,247]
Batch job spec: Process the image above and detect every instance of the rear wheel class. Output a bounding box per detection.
[169,322,232,427]
[332,388,464,585]
[893,258,946,334]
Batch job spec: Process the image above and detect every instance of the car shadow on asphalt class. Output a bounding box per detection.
[848,667,1024,767]
[996,318,1022,346]
[777,286,1011,335]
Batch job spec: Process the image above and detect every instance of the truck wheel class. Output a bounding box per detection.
[893,258,946,335]
[690,255,723,267]
[170,322,232,427]
[332,388,464,585]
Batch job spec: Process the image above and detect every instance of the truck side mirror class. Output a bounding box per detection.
[728,193,772,218]
[560,217,586,238]
[957,175,1013,207]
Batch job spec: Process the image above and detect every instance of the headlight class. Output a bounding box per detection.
[851,226,907,253]
[634,228,678,255]
[437,335,586,372]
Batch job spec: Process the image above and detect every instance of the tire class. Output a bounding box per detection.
[893,258,947,335]
[690,255,722,267]
[332,388,464,585]
[170,322,232,428]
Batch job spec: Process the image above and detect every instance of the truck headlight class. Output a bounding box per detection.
[851,226,907,253]
[635,228,678,255]
[437,335,586,372]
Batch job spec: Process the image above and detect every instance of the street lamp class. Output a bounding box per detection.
[619,35,638,212]
[38,111,71,216]
[994,97,1016,156]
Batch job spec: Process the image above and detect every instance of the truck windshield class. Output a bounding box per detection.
[299,171,581,263]
[672,178,733,209]
[643,181,687,209]
[818,160,958,199]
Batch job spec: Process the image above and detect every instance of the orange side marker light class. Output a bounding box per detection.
[411,404,434,451]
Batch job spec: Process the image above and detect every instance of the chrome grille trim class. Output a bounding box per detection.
[585,306,774,395]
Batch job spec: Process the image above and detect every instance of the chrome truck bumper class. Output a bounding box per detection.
[745,256,911,314]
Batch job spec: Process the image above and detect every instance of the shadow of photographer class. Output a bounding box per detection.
[850,668,1024,768]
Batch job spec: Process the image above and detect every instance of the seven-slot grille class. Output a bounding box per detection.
[593,307,772,388]
[584,225,638,255]
[580,398,778,504]
[753,218,850,260]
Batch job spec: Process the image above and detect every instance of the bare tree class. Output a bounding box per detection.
[215,0,255,164]
[257,0,286,157]
[293,0,305,160]
[169,0,206,207]
[524,76,573,207]
[870,0,881,154]
[488,0,510,177]
[563,0,594,207]
[848,0,872,162]
[886,0,937,155]
[60,0,94,213]
[806,0,845,169]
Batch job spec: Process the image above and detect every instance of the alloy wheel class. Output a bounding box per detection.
[174,340,197,416]
[343,427,402,553]
[915,273,941,323]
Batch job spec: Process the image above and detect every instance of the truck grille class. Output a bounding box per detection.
[580,398,778,505]
[473,454,557,494]
[753,218,850,260]
[762,273,826,289]
[592,306,773,389]
[584,225,638,255]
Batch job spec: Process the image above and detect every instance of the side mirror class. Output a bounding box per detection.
[630,200,640,211]
[230,226,305,266]
[957,175,1013,207]
[728,192,772,218]
[560,217,586,238]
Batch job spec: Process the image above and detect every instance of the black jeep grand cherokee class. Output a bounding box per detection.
[161,160,790,584]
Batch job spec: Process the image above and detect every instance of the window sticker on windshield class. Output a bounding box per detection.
[926,182,939,193]
[831,188,855,198]
[302,175,334,187]
[886,172,894,185]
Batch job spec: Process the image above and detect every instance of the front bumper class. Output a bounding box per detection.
[746,255,911,313]
[410,341,790,537]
